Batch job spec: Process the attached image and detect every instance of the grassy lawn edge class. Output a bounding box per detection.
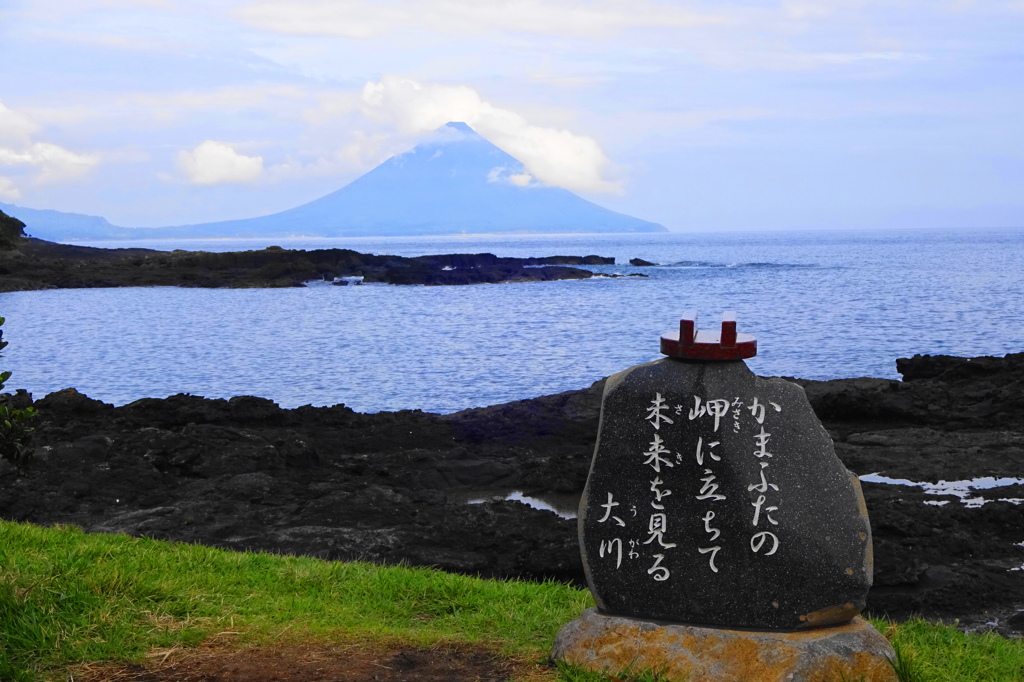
[1,521,1022,681]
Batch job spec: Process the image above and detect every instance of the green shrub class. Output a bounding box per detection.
[0,316,37,467]
[0,210,27,250]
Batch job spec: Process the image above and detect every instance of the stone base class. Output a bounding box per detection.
[552,608,898,682]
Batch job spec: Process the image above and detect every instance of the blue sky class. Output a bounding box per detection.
[1,0,1022,231]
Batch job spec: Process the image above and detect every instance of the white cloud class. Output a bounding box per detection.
[176,140,264,185]
[303,92,362,126]
[0,101,101,186]
[0,143,100,184]
[124,85,307,112]
[0,102,42,146]
[527,72,612,89]
[336,130,402,169]
[781,2,822,20]
[360,76,619,193]
[235,0,721,40]
[487,166,535,187]
[0,177,21,201]
[13,86,316,144]
[700,46,925,71]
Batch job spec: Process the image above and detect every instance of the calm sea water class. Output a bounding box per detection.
[2,228,1022,414]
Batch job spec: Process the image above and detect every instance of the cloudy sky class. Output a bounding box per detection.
[1,0,1022,231]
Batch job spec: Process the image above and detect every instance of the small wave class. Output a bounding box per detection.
[666,260,816,269]
[667,260,724,268]
[743,262,817,269]
[466,491,577,519]
[860,473,1024,508]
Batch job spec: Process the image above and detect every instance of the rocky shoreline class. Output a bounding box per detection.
[0,236,629,291]
[2,352,1023,636]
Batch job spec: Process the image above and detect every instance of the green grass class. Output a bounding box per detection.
[882,619,1024,682]
[0,520,589,680]
[0,520,1022,681]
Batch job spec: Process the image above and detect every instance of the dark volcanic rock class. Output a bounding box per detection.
[629,258,657,266]
[2,352,1024,634]
[0,239,611,291]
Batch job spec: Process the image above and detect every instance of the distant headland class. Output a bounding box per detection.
[0,208,645,291]
[0,122,666,243]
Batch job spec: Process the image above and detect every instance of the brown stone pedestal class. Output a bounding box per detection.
[552,608,898,682]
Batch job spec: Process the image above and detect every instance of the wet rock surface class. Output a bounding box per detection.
[0,237,613,291]
[2,352,1024,635]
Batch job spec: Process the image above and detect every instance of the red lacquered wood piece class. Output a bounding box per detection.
[660,311,756,361]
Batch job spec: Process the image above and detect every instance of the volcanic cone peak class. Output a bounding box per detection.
[4,121,665,240]
[255,120,664,237]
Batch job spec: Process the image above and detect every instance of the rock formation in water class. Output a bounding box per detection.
[1,352,1023,635]
[0,230,616,292]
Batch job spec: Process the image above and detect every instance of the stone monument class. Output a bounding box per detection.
[552,312,897,682]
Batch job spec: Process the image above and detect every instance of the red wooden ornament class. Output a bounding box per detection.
[660,310,757,361]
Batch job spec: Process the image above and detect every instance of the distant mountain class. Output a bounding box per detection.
[4,122,665,241]
[0,202,132,242]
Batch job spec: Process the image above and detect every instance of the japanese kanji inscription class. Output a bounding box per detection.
[579,324,873,630]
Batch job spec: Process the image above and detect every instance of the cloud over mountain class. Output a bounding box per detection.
[6,122,663,240]
[360,76,619,194]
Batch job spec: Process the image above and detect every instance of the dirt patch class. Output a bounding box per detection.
[77,641,546,682]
